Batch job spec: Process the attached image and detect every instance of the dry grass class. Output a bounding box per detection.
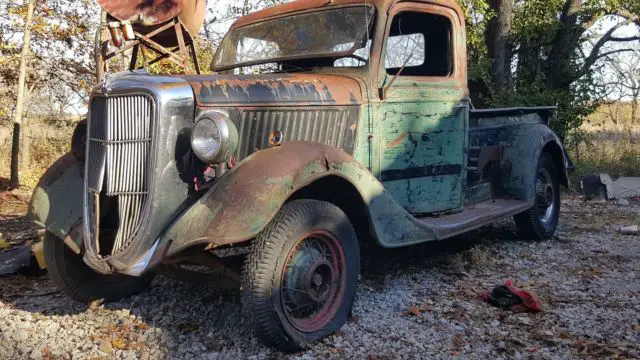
[568,102,640,185]
[448,244,498,273]
[0,119,75,192]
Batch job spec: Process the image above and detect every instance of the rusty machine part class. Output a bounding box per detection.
[95,0,206,81]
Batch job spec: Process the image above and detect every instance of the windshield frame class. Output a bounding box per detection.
[210,5,376,72]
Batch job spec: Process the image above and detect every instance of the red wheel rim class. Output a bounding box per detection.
[280,230,346,333]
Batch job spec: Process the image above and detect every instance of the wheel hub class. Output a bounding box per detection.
[306,261,333,302]
[536,167,556,224]
[544,185,553,206]
[280,232,346,333]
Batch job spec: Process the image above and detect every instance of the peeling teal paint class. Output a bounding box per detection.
[374,82,467,214]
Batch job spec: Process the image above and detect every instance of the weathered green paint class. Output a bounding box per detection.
[161,142,440,255]
[352,103,374,172]
[375,82,468,214]
[500,123,569,201]
[28,153,83,247]
[367,0,471,214]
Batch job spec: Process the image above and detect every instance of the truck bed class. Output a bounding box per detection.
[470,106,557,127]
[465,105,557,204]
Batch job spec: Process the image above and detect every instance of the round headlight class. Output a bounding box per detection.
[191,111,237,164]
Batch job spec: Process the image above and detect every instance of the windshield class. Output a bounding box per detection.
[212,6,375,71]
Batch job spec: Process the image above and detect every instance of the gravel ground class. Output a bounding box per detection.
[1,196,639,360]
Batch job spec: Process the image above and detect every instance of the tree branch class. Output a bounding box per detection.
[610,36,640,42]
[579,16,639,78]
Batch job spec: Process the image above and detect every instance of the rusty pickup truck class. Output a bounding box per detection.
[29,0,570,351]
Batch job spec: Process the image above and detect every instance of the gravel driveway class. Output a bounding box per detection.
[1,197,639,360]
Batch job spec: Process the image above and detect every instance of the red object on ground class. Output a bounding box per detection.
[480,279,542,312]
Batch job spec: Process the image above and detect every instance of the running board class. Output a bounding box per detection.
[416,199,532,240]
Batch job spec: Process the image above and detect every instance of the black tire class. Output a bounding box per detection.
[242,200,359,352]
[43,231,154,303]
[514,152,561,240]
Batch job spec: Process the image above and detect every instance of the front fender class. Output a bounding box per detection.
[162,142,437,256]
[501,124,569,201]
[28,153,83,251]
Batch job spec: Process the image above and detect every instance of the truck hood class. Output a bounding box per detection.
[182,73,364,106]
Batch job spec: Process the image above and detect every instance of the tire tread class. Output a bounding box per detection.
[242,200,357,352]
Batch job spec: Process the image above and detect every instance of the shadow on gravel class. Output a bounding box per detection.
[361,223,522,279]
[1,222,525,358]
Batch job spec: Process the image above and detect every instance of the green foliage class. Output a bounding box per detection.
[457,0,639,142]
[456,0,493,102]
[511,0,564,45]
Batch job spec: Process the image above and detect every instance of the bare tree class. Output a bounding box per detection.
[10,0,35,189]
[594,35,640,125]
[612,50,640,124]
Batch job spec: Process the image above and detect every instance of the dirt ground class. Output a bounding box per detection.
[0,193,639,359]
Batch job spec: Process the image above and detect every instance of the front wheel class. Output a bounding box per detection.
[43,232,154,303]
[514,152,561,240]
[242,200,359,352]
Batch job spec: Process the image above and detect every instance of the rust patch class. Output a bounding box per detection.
[98,0,183,24]
[387,132,408,148]
[231,0,466,30]
[184,73,363,106]
[164,142,358,255]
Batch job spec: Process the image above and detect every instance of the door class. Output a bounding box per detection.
[376,3,468,214]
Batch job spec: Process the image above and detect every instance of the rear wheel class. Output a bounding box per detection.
[43,231,154,303]
[514,153,561,240]
[242,200,359,352]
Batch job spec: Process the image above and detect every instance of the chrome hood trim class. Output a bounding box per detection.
[82,72,196,275]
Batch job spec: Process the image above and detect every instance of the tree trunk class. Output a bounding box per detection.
[545,0,583,91]
[10,0,36,189]
[485,0,514,90]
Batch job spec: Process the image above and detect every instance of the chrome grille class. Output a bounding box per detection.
[235,109,352,160]
[87,94,154,255]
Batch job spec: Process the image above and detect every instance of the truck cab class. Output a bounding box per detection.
[30,0,569,351]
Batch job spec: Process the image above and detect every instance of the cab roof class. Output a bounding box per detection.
[230,0,464,29]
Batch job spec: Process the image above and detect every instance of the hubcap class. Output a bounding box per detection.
[281,231,346,333]
[536,168,556,224]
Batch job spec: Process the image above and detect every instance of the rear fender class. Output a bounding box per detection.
[162,142,437,255]
[28,153,83,253]
[501,124,569,202]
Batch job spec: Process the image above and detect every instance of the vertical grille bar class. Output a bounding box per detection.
[87,94,154,255]
[234,108,354,160]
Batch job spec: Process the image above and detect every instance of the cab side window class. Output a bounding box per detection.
[385,11,453,77]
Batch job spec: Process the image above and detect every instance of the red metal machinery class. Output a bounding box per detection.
[94,0,206,81]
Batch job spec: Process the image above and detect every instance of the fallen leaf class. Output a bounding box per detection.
[367,356,391,360]
[111,337,127,350]
[452,334,465,348]
[177,322,201,332]
[558,331,572,339]
[88,298,104,311]
[404,304,433,317]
